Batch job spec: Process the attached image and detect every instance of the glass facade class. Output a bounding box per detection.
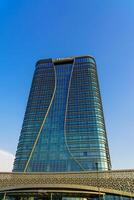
[1,193,133,200]
[13,55,111,172]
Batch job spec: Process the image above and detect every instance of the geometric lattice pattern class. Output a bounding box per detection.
[0,170,134,197]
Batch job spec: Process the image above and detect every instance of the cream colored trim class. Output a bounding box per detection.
[1,189,104,196]
[64,58,85,170]
[24,63,57,172]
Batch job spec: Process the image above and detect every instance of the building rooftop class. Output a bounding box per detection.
[36,55,96,66]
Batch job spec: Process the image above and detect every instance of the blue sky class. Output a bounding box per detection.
[0,0,134,170]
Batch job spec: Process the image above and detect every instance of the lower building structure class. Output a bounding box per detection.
[0,170,134,200]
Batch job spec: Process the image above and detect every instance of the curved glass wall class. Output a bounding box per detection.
[27,62,81,172]
[13,60,55,171]
[66,57,111,170]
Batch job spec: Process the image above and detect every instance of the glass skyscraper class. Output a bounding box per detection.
[13,55,111,172]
